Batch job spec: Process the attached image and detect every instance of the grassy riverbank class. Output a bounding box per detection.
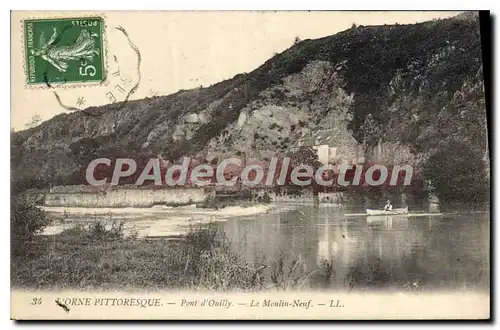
[12,222,242,291]
[12,221,336,291]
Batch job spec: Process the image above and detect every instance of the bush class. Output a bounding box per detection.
[181,223,254,291]
[11,196,51,256]
[422,140,489,205]
[288,146,322,169]
[60,221,125,241]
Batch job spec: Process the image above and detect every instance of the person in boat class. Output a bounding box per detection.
[383,200,393,211]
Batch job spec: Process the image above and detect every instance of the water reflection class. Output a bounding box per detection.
[219,205,490,291]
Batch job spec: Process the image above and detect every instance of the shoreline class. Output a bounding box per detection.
[39,203,285,237]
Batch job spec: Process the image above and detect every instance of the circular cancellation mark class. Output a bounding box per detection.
[45,24,142,116]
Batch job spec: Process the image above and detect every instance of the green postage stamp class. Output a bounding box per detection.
[23,17,105,86]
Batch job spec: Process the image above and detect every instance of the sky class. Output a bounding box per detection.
[11,11,463,131]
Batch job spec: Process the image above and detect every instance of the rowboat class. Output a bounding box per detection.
[365,206,409,216]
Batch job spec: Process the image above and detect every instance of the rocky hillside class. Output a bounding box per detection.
[11,13,487,190]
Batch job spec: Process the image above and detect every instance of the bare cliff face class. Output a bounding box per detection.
[11,14,487,190]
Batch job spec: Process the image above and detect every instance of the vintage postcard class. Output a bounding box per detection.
[10,11,490,320]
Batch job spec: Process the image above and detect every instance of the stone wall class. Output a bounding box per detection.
[45,185,206,207]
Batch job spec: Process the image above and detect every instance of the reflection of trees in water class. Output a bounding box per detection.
[343,216,427,291]
[408,214,490,290]
[313,213,420,290]
[344,248,429,290]
[222,207,489,291]
[344,242,430,290]
[345,256,391,289]
[344,214,490,291]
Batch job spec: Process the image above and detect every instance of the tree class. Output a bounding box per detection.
[25,114,42,129]
[360,113,382,146]
[70,137,100,161]
[422,140,488,205]
[288,146,322,169]
[11,196,51,256]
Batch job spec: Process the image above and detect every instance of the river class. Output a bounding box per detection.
[218,204,490,292]
[42,203,490,292]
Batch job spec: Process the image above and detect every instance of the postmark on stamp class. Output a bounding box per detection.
[23,17,105,86]
[51,25,141,114]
